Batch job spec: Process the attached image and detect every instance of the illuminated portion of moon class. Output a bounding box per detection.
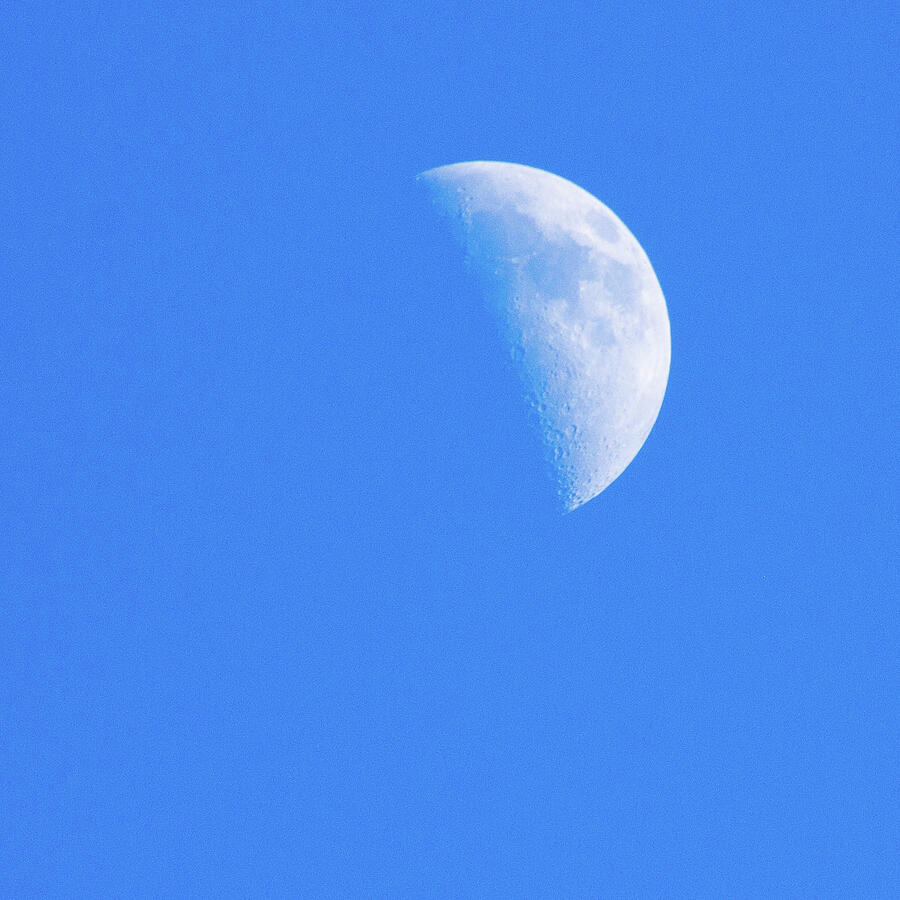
[417,161,671,511]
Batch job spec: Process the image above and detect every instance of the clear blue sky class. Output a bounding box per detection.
[2,2,897,896]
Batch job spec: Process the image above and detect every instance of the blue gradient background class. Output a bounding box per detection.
[2,3,897,896]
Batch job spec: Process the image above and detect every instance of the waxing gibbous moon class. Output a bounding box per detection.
[417,161,671,512]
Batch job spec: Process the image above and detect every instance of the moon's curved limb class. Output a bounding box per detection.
[417,161,670,512]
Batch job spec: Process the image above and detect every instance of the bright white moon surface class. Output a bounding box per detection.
[417,161,671,512]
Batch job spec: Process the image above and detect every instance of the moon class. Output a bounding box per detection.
[417,161,671,512]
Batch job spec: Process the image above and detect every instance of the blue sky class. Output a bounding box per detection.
[2,2,897,895]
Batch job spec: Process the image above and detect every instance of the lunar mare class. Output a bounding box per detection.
[417,161,671,511]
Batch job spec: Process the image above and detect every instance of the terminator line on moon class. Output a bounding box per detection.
[417,161,671,512]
